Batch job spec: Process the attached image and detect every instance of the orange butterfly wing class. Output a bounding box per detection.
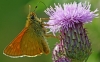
[3,28,28,58]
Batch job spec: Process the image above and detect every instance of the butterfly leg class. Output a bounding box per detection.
[41,18,50,21]
[45,34,60,40]
[42,23,60,39]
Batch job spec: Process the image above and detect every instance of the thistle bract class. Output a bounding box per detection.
[44,2,98,34]
[60,23,92,62]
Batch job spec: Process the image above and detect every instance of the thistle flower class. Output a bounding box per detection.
[45,1,99,62]
[44,2,98,34]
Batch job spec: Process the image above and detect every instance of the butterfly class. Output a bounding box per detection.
[3,5,50,58]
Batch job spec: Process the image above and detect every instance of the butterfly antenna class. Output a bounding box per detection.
[34,1,47,12]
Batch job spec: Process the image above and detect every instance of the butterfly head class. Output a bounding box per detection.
[27,12,37,20]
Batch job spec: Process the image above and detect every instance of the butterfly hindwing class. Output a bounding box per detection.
[20,25,44,56]
[18,18,50,57]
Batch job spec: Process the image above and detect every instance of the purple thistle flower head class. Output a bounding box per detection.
[44,1,98,34]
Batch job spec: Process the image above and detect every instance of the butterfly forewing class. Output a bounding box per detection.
[3,28,27,57]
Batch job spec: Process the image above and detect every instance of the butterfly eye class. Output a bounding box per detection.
[30,15,34,20]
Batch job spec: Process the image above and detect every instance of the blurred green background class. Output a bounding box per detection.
[0,0,100,62]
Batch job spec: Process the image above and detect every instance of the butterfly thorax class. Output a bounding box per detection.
[26,12,44,37]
